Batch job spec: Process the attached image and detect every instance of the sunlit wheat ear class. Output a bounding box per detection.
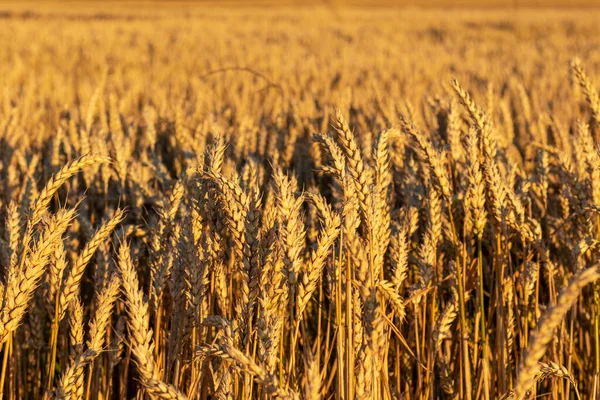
[432,288,459,354]
[56,276,120,400]
[205,132,227,173]
[463,128,487,239]
[117,242,188,400]
[57,208,126,320]
[28,154,111,228]
[47,243,67,311]
[272,166,306,311]
[0,208,76,344]
[333,107,372,215]
[399,115,452,199]
[296,191,341,318]
[514,266,600,400]
[571,58,600,127]
[68,297,84,361]
[5,201,21,271]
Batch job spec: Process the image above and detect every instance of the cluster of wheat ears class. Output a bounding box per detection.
[1,6,600,400]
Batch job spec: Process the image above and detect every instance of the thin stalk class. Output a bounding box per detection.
[0,337,11,400]
[154,302,163,373]
[46,290,62,391]
[595,299,600,400]
[335,227,345,400]
[447,200,472,400]
[495,231,507,394]
[478,238,490,400]
[85,361,95,400]
[413,302,422,394]
[346,256,354,400]
[595,214,600,400]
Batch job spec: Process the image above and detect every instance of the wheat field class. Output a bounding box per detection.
[0,3,600,400]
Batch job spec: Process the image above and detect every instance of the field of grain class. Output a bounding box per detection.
[0,4,600,400]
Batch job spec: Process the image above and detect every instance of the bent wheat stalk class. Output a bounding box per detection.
[513,266,600,400]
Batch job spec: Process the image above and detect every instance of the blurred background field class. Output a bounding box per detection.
[0,0,599,11]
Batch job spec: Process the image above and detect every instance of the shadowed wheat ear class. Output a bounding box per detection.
[503,361,581,400]
[538,361,578,389]
[200,316,299,400]
[303,352,322,400]
[513,266,600,400]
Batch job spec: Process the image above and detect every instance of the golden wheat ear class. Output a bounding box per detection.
[514,266,600,400]
[117,242,188,400]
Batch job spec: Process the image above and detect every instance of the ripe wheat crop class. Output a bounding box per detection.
[0,3,600,399]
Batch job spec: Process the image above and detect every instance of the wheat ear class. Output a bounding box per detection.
[117,242,188,400]
[514,266,600,399]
